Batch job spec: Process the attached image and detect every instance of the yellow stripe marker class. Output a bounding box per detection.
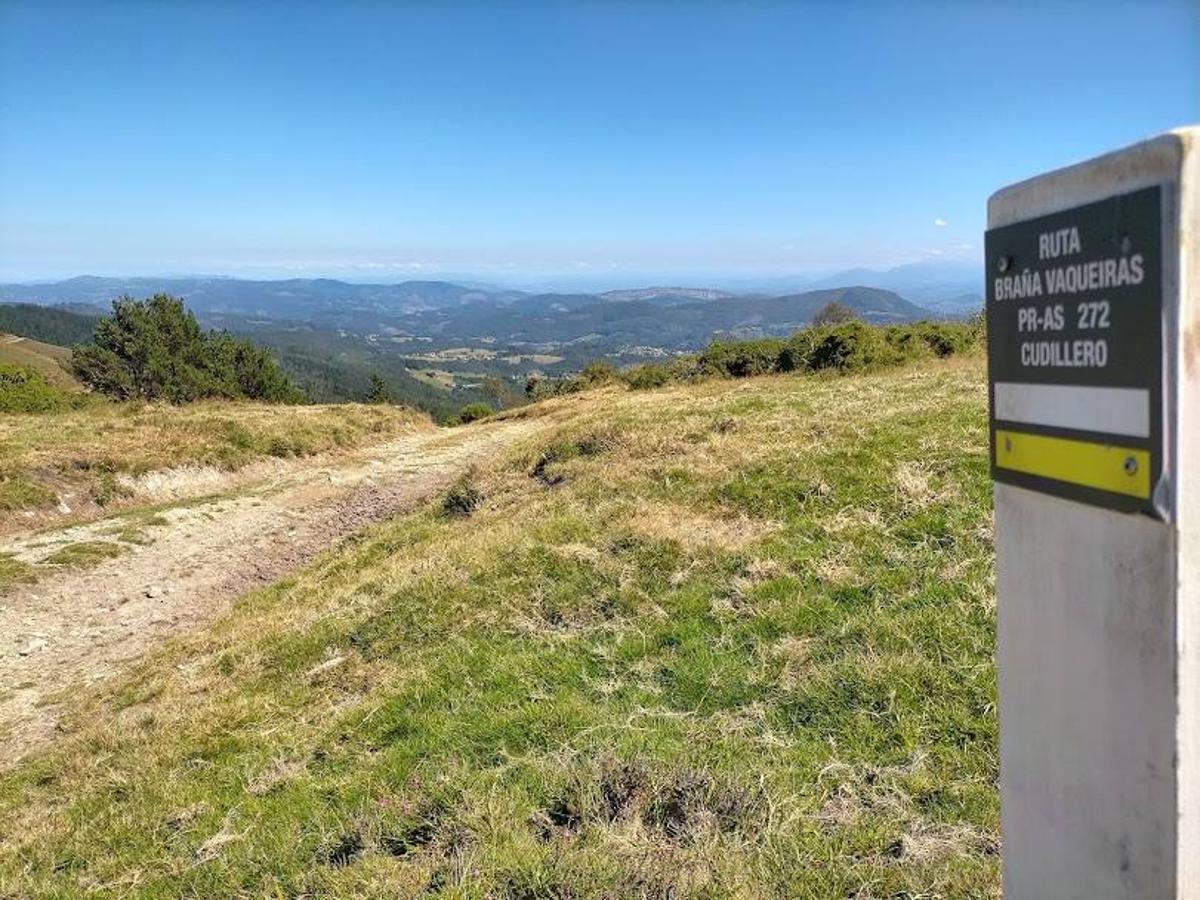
[994,429,1151,499]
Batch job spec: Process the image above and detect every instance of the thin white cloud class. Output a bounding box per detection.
[934,217,948,227]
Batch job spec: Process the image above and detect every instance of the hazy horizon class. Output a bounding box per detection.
[0,257,984,296]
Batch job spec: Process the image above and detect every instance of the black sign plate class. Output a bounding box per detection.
[985,186,1165,518]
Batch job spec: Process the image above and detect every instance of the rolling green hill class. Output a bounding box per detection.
[0,333,79,388]
[0,353,998,897]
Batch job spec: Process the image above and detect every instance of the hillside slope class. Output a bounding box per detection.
[0,333,79,388]
[0,357,997,897]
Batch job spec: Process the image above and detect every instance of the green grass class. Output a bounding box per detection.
[0,552,36,589]
[42,540,126,567]
[0,357,997,898]
[2,510,176,594]
[0,363,82,413]
[0,469,56,511]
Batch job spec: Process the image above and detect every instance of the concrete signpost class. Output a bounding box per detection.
[988,127,1198,897]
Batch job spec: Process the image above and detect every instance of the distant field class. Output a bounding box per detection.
[0,334,79,388]
[401,346,504,361]
[0,355,999,897]
[501,353,565,365]
[405,366,458,389]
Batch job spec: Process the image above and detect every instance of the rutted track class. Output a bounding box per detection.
[0,416,543,765]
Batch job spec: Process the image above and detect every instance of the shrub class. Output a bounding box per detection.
[783,322,896,373]
[580,360,619,385]
[622,363,672,390]
[366,373,392,403]
[457,402,495,424]
[70,295,301,403]
[921,322,978,357]
[526,374,585,401]
[697,338,787,378]
[528,320,980,401]
[442,475,483,517]
[881,326,935,363]
[884,321,983,360]
[0,364,74,413]
[777,327,836,372]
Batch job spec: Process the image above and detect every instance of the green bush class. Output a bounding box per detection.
[882,326,935,363]
[622,363,672,390]
[782,322,896,373]
[457,402,495,424]
[529,319,980,402]
[442,475,483,517]
[0,364,74,413]
[527,374,585,401]
[697,338,787,378]
[885,320,984,360]
[366,373,392,404]
[70,295,301,404]
[580,360,619,385]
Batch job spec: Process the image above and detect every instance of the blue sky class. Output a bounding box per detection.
[1,1,1197,285]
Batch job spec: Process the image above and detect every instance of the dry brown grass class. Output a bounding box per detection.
[625,500,776,551]
[0,400,431,531]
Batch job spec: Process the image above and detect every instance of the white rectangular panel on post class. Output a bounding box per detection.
[989,128,1199,898]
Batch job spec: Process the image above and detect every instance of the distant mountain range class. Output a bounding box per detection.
[0,274,976,417]
[0,276,525,317]
[802,262,982,315]
[0,274,962,333]
[395,285,930,352]
[716,261,982,315]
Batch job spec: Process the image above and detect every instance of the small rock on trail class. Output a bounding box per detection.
[17,637,48,657]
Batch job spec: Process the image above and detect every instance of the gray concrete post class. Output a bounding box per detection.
[989,128,1199,898]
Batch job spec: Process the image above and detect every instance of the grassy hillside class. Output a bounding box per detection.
[0,400,430,523]
[0,356,997,897]
[0,334,80,388]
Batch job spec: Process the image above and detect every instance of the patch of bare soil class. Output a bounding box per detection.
[0,418,542,765]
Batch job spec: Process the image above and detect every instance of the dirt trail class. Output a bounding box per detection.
[0,416,542,765]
